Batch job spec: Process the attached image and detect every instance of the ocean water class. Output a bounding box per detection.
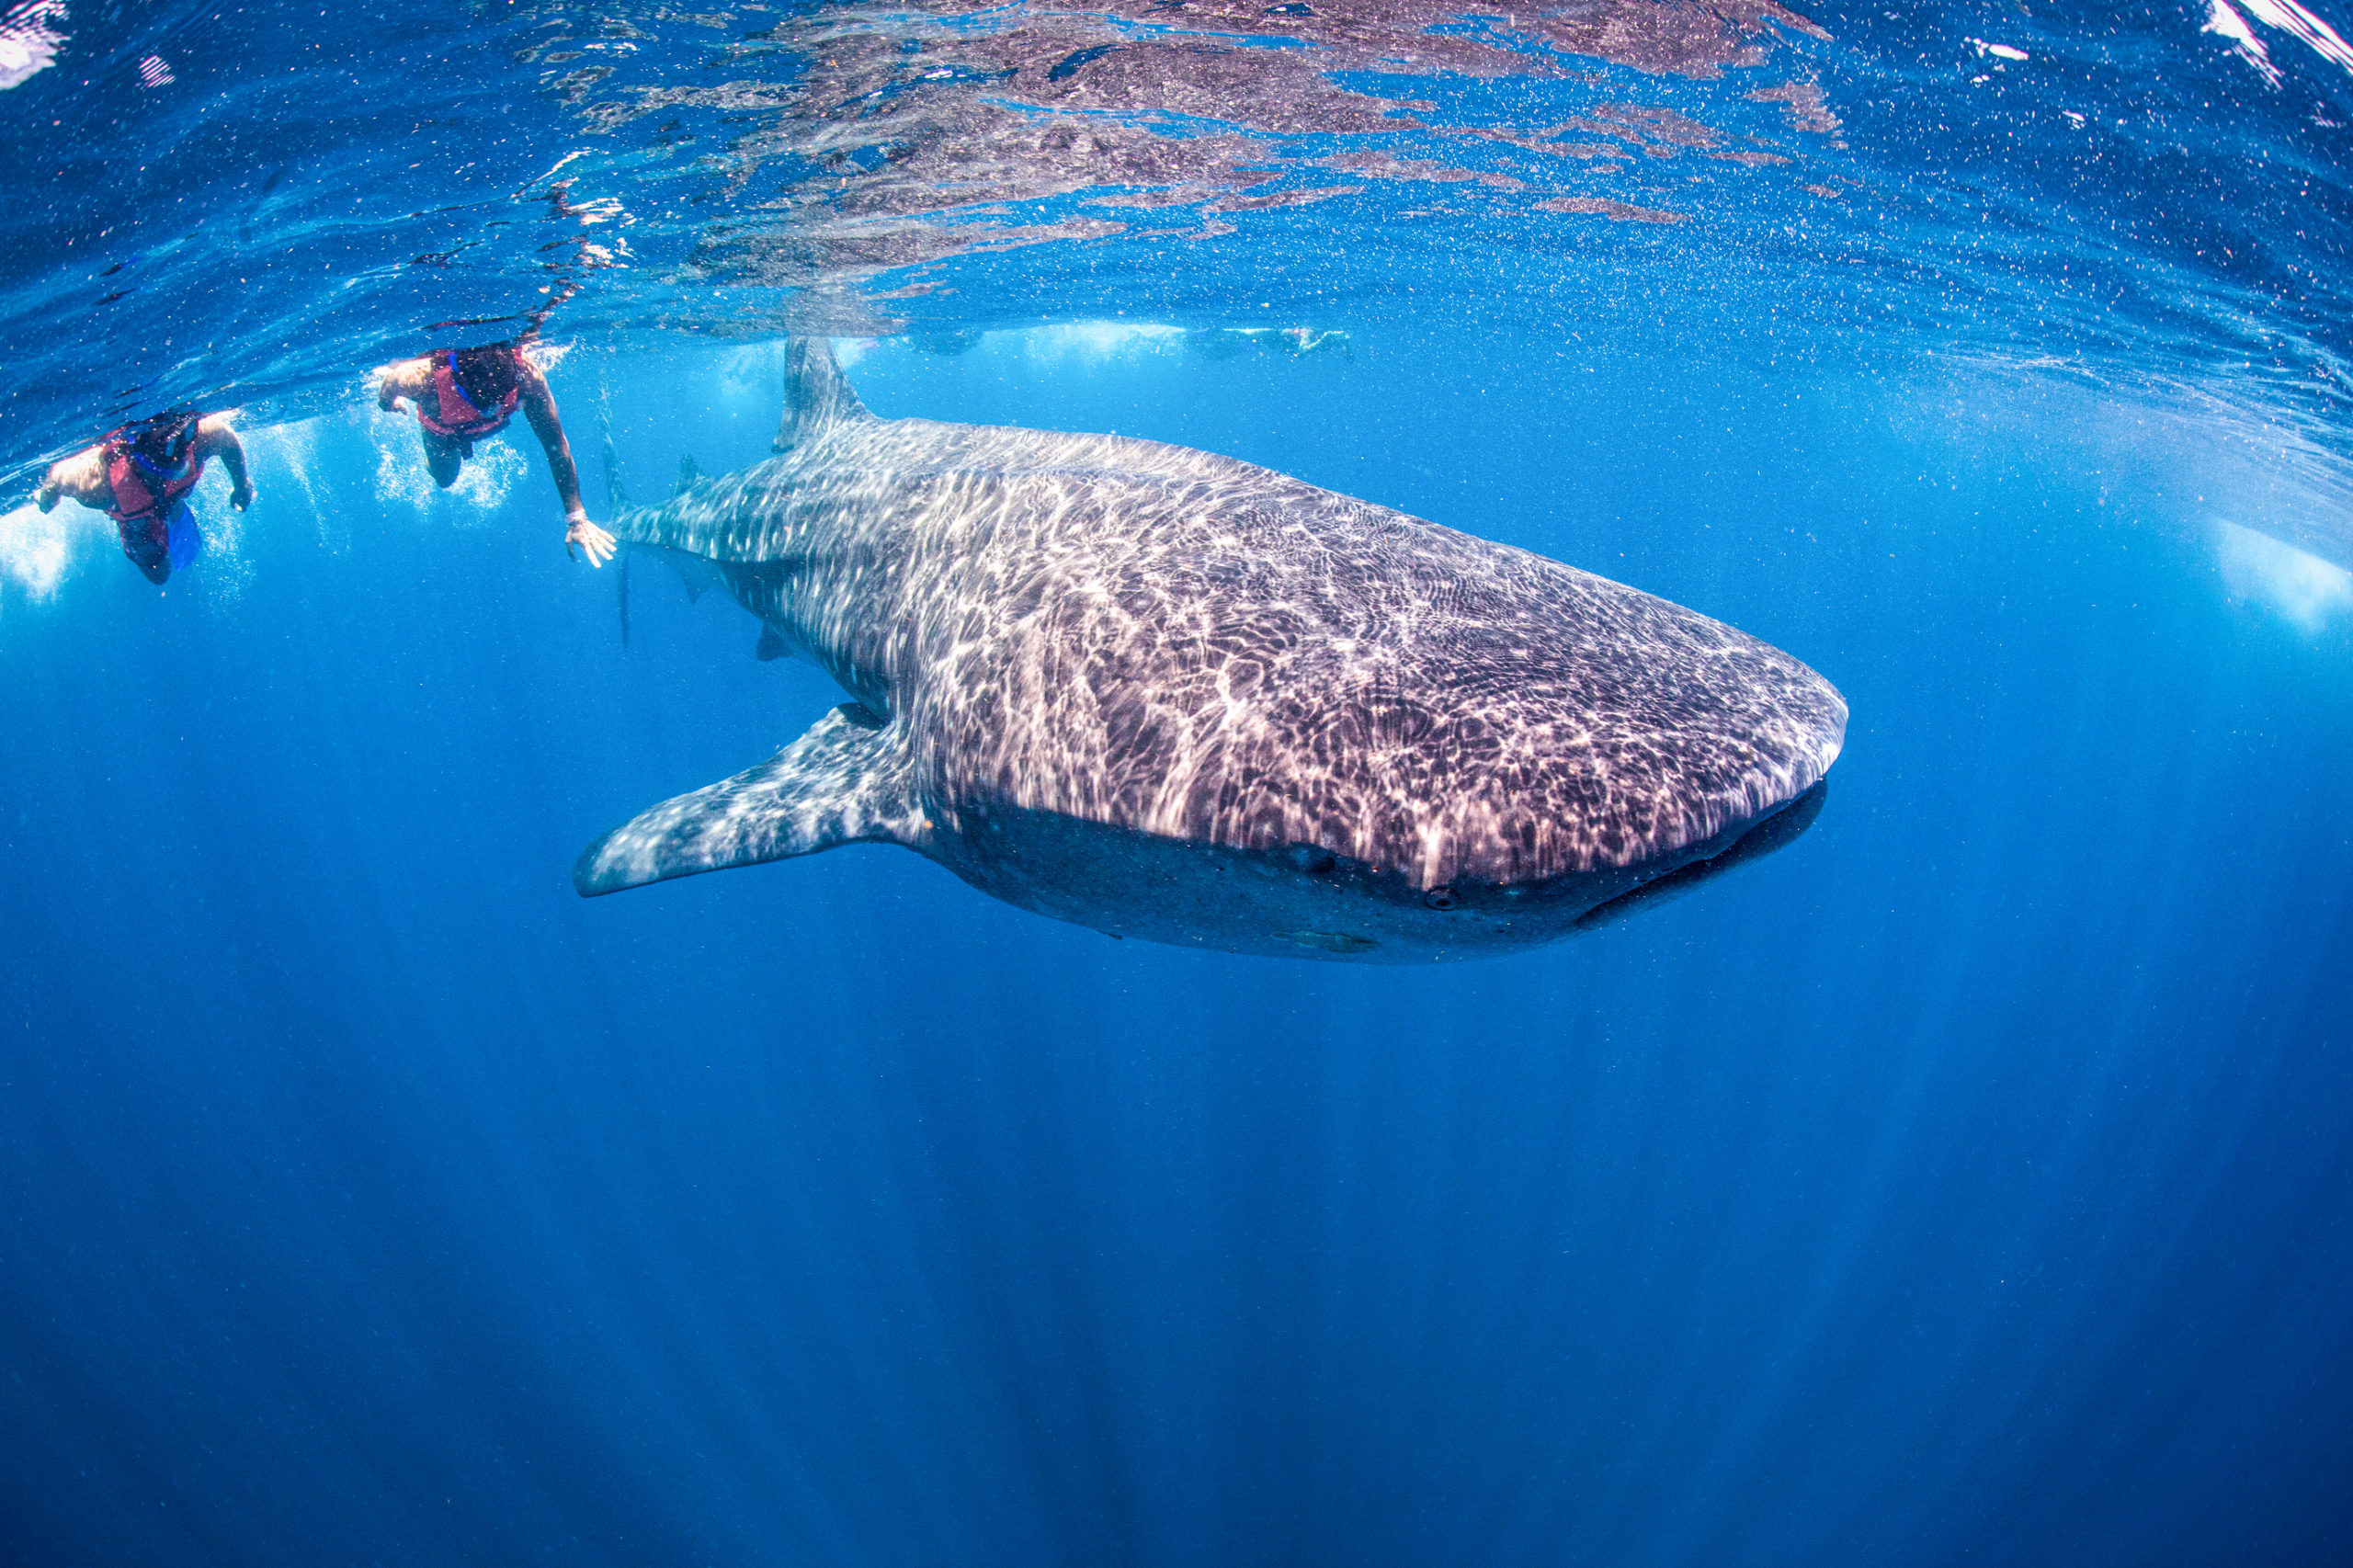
[5,2,2353,1564]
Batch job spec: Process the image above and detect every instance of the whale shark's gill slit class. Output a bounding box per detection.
[1573,779,1830,933]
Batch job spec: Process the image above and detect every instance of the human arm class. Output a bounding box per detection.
[193,415,253,510]
[518,370,616,567]
[373,357,434,413]
[35,448,106,513]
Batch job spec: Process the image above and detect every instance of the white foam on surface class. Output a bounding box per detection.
[1017,324,1188,363]
[0,0,65,90]
[2215,518,2353,628]
[369,403,529,521]
[2206,0,2285,85]
[716,340,796,405]
[246,416,346,551]
[854,324,1199,369]
[175,474,255,613]
[2242,0,2353,75]
[0,501,95,606]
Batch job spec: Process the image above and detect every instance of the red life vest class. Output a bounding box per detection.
[104,425,205,524]
[416,347,521,439]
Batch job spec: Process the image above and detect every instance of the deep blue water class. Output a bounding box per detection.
[8,1,2353,1563]
[6,334,2350,1564]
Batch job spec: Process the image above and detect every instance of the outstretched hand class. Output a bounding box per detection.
[231,480,255,511]
[566,514,618,568]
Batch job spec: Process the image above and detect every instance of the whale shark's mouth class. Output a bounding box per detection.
[1571,779,1831,933]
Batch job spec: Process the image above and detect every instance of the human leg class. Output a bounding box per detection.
[423,429,464,488]
[116,514,171,585]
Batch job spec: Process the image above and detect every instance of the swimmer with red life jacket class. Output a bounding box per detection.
[34,410,254,586]
[372,335,617,567]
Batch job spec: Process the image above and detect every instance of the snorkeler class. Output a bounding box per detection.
[34,411,254,586]
[373,335,617,567]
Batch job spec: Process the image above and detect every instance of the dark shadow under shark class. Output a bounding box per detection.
[575,340,1847,961]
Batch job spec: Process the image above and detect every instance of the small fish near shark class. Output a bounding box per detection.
[575,340,1847,962]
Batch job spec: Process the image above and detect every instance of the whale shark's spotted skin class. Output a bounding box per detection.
[577,341,1847,961]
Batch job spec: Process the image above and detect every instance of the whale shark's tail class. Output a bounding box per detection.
[774,337,872,453]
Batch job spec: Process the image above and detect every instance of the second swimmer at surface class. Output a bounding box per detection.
[374,335,618,567]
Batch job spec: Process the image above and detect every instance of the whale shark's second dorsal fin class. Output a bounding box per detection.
[675,454,703,495]
[573,703,926,896]
[773,337,871,453]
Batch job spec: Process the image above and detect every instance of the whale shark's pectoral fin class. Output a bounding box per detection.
[574,703,924,897]
[772,338,873,453]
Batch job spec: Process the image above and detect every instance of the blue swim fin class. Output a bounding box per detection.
[165,504,201,571]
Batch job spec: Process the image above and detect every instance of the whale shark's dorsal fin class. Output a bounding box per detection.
[675,454,703,495]
[773,337,871,453]
[573,703,926,896]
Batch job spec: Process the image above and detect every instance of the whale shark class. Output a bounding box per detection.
[575,340,1847,961]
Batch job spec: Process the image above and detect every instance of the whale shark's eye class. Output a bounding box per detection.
[1424,886,1457,911]
[1287,846,1338,875]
